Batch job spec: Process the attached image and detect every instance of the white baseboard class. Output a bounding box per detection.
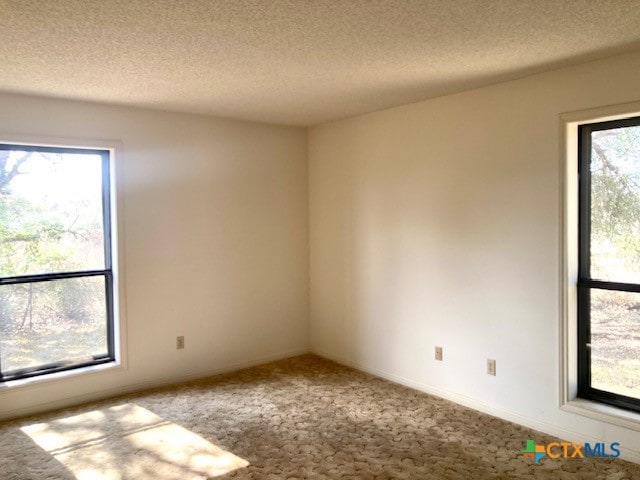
[0,347,310,421]
[311,348,640,465]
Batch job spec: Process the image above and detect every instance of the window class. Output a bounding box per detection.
[578,116,640,413]
[0,144,115,382]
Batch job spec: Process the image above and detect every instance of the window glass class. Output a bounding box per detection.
[0,145,114,381]
[578,118,640,412]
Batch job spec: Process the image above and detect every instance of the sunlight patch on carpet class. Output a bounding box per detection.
[21,403,249,479]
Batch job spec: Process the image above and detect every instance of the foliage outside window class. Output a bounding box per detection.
[578,117,640,412]
[0,144,114,382]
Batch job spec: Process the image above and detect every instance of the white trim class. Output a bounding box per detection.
[559,112,579,412]
[109,141,129,373]
[0,362,125,392]
[312,348,640,464]
[559,101,640,430]
[0,134,129,380]
[563,399,640,431]
[0,348,309,421]
[559,101,640,126]
[0,134,121,152]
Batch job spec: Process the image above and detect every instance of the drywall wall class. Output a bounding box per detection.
[0,93,309,418]
[309,50,640,459]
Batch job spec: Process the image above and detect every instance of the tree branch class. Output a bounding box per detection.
[592,140,640,193]
[0,151,29,193]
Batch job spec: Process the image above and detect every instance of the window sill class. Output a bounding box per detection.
[0,361,123,393]
[562,398,640,431]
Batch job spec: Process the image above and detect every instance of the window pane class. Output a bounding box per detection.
[0,149,105,277]
[590,289,640,400]
[0,276,108,374]
[590,125,640,283]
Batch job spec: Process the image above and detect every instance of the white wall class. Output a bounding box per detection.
[309,51,640,459]
[0,93,309,419]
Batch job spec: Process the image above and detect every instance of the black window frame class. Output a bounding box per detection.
[0,143,115,382]
[577,116,640,413]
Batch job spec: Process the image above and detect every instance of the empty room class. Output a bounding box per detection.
[1,1,640,478]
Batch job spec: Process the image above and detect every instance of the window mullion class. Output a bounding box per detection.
[0,269,111,286]
[578,279,640,293]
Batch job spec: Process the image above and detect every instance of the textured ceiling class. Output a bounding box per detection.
[1,1,640,126]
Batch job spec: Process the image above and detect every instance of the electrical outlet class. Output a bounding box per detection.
[176,336,185,350]
[487,359,496,376]
[435,346,443,361]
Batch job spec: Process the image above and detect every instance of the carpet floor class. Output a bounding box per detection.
[0,354,639,479]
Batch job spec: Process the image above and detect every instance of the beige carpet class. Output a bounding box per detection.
[1,354,639,479]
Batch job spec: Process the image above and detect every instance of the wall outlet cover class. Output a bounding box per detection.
[487,359,496,376]
[435,346,443,361]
